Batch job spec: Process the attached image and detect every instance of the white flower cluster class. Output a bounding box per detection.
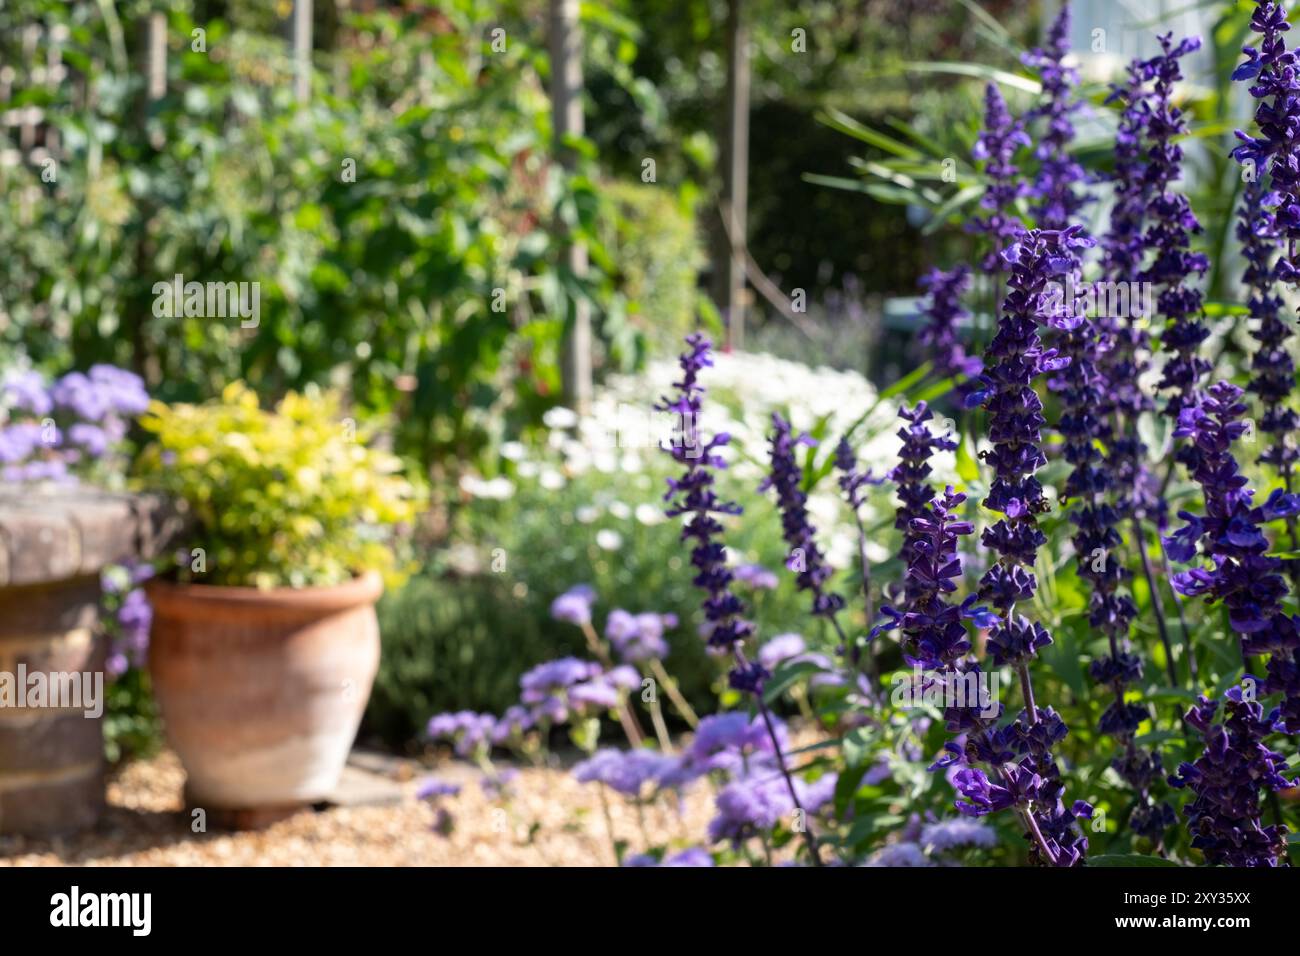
[463,349,959,571]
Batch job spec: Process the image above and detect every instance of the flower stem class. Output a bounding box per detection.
[580,620,648,746]
[1131,516,1179,687]
[1157,536,1197,684]
[650,657,699,728]
[1017,663,1038,725]
[647,694,674,753]
[595,783,620,866]
[737,648,823,866]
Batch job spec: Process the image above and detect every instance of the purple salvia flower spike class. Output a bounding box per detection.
[971,226,1094,866]
[1049,245,1173,842]
[1140,33,1210,422]
[969,83,1030,270]
[1022,3,1090,231]
[917,266,982,383]
[656,334,823,865]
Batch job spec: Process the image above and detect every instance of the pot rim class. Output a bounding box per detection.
[145,569,383,613]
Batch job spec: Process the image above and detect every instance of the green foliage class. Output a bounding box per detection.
[596,180,701,353]
[369,573,586,747]
[0,0,638,472]
[103,668,162,765]
[135,383,423,588]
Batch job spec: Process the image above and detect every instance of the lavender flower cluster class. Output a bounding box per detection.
[0,365,149,483]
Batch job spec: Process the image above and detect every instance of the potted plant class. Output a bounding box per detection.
[135,383,421,820]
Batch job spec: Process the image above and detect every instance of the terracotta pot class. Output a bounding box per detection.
[146,572,382,811]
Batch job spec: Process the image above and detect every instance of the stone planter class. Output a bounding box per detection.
[0,489,174,836]
[146,571,382,824]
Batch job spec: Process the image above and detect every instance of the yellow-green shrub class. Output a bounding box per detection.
[136,382,423,589]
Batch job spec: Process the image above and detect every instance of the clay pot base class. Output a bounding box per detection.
[185,787,320,831]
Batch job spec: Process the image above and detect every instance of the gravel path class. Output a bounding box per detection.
[0,751,718,867]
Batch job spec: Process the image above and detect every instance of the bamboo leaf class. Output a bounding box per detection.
[903,61,1041,95]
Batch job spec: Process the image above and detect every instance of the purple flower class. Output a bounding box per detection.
[1022,4,1090,231]
[1233,1,1300,271]
[101,562,153,676]
[920,817,997,852]
[758,633,807,672]
[50,372,111,423]
[1163,382,1300,730]
[67,423,109,456]
[873,484,987,671]
[426,711,497,757]
[1233,6,1300,477]
[863,842,931,867]
[733,562,779,590]
[1240,177,1297,475]
[572,748,678,798]
[0,364,146,483]
[567,677,621,711]
[662,846,714,867]
[916,266,982,382]
[550,584,596,625]
[656,334,755,663]
[604,609,674,662]
[762,413,845,621]
[1049,248,1169,834]
[833,439,883,513]
[1169,689,1292,866]
[969,83,1030,269]
[416,777,463,800]
[519,657,602,703]
[682,711,785,779]
[87,364,150,415]
[0,422,53,463]
[624,846,715,867]
[2,369,52,415]
[1098,59,1161,534]
[968,228,1093,866]
[1140,34,1209,420]
[657,333,825,864]
[888,402,957,568]
[707,772,796,845]
[490,705,534,745]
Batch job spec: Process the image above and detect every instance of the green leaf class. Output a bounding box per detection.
[802,172,876,195]
[955,432,982,484]
[903,62,1041,94]
[923,184,985,234]
[841,727,875,767]
[880,361,934,401]
[762,660,827,705]
[816,108,923,159]
[839,812,906,849]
